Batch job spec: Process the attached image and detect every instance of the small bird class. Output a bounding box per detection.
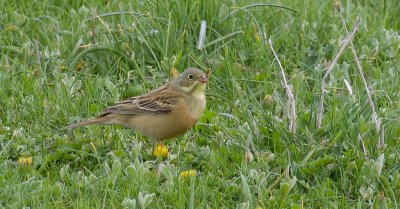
[66,68,208,147]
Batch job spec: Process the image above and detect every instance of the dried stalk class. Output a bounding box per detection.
[316,18,360,128]
[267,39,297,133]
[336,5,384,148]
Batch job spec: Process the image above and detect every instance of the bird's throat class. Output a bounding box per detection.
[187,84,206,119]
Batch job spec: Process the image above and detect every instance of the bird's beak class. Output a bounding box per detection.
[199,75,208,83]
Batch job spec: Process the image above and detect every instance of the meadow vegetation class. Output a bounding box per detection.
[1,0,399,208]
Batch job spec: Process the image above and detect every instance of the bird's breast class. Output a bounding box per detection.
[187,93,206,120]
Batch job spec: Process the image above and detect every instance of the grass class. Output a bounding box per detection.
[1,0,400,208]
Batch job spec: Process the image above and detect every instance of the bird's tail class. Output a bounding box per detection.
[64,117,108,129]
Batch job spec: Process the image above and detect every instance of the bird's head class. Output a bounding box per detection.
[172,68,208,94]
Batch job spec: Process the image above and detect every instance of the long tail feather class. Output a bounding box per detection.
[65,117,108,129]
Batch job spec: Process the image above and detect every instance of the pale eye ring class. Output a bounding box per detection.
[187,74,194,80]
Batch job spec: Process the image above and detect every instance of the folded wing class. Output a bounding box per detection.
[102,84,180,115]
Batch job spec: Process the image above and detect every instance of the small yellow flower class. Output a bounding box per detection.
[180,170,197,178]
[152,143,168,159]
[255,207,263,209]
[18,157,32,166]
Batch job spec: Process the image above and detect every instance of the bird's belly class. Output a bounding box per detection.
[127,113,197,141]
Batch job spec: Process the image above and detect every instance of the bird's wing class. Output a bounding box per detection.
[102,84,181,115]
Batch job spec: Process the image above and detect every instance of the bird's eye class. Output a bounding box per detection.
[187,74,194,80]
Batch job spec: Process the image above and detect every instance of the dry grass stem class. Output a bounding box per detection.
[316,18,360,128]
[267,38,297,133]
[336,7,384,148]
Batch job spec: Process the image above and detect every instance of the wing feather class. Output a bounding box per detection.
[102,84,181,115]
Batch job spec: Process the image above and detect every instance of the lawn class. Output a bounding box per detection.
[1,0,400,208]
